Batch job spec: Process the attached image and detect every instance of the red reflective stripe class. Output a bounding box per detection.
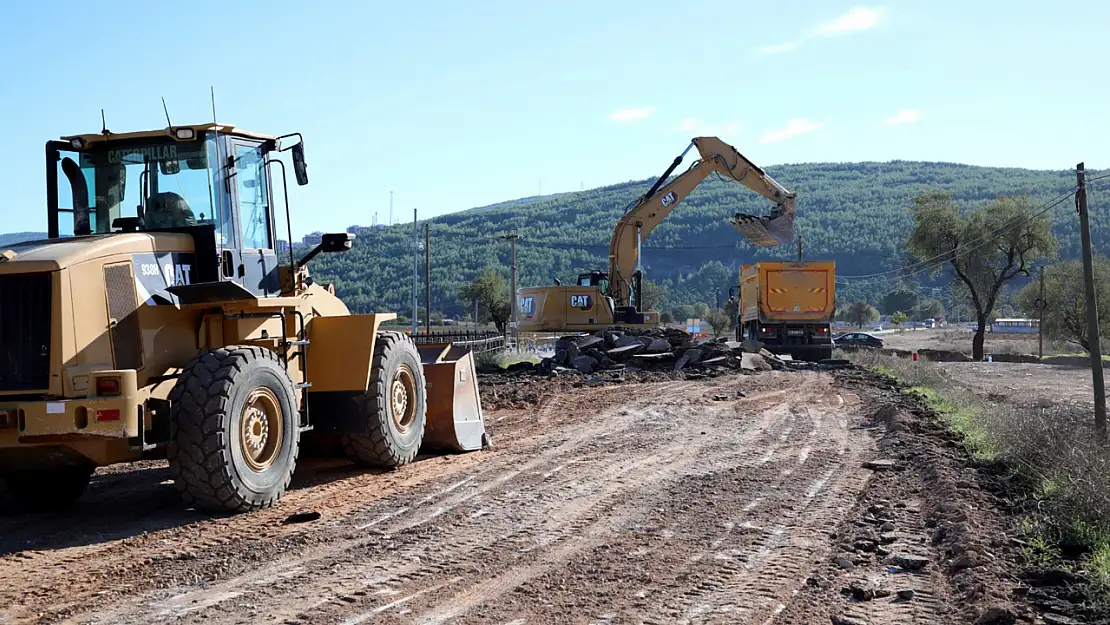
[95,409,121,422]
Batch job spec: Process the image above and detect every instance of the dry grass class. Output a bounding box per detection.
[850,349,1110,589]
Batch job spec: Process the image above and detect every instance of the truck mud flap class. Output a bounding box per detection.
[417,344,487,452]
[728,209,795,246]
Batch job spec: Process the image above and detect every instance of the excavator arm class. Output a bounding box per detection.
[607,136,796,307]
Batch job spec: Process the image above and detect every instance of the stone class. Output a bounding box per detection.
[572,355,598,373]
[616,335,644,349]
[879,533,897,545]
[646,338,671,353]
[1042,614,1081,625]
[834,556,856,571]
[848,581,874,601]
[576,335,604,349]
[831,616,868,625]
[863,459,898,471]
[950,551,979,571]
[853,540,877,553]
[896,588,915,600]
[892,554,930,571]
[880,521,895,532]
[740,352,772,371]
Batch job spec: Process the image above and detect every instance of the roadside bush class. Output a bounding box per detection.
[850,349,1110,586]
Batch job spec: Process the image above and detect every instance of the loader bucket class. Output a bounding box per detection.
[728,209,795,247]
[417,343,487,452]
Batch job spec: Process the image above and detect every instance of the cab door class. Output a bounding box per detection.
[228,140,280,297]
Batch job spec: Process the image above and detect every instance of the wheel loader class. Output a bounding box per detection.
[0,122,487,514]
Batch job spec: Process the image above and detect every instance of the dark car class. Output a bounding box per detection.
[832,332,884,348]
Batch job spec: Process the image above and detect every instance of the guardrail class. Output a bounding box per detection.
[409,330,506,354]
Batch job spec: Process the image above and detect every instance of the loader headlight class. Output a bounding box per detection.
[173,128,196,140]
[70,137,86,150]
[95,376,121,396]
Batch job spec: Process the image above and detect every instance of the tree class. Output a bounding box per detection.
[705,308,731,337]
[891,311,909,327]
[457,268,512,333]
[911,298,945,321]
[672,304,694,323]
[907,192,1057,360]
[660,311,674,324]
[882,289,920,315]
[1017,256,1110,353]
[691,302,711,319]
[641,280,668,312]
[847,301,880,328]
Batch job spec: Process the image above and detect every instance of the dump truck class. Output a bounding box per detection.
[737,261,835,361]
[0,122,486,514]
[517,136,796,333]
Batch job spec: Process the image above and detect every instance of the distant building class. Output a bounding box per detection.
[276,240,290,253]
[302,231,324,246]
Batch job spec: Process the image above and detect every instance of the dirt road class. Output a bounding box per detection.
[0,372,921,624]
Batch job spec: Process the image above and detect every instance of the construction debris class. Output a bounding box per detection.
[524,327,744,375]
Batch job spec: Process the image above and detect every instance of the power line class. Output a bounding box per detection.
[836,189,1077,284]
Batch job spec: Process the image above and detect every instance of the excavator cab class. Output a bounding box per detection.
[577,271,609,290]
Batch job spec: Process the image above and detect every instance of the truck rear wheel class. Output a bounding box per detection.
[168,346,300,513]
[342,332,427,468]
[2,464,94,512]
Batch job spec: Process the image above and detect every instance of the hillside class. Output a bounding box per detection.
[3,161,1104,318]
[312,160,1105,317]
[0,232,46,246]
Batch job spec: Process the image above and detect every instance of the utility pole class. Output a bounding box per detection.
[389,191,394,227]
[499,232,520,344]
[425,223,431,335]
[1077,163,1107,438]
[796,234,804,262]
[411,208,418,336]
[1038,266,1045,360]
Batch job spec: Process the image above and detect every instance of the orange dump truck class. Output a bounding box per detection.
[737,261,835,361]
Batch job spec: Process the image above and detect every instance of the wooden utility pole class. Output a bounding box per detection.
[1038,266,1045,360]
[1077,163,1107,438]
[499,232,520,343]
[796,234,803,262]
[425,223,431,334]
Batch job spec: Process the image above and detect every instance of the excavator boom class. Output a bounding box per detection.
[607,136,796,306]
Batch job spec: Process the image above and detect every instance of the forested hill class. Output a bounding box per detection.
[312,160,1106,317]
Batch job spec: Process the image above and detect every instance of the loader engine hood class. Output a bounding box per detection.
[0,232,195,272]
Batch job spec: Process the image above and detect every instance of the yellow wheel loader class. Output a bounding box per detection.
[0,123,486,514]
[517,136,797,334]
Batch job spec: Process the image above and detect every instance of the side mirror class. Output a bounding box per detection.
[292,142,308,186]
[297,232,354,266]
[160,160,181,175]
[321,232,354,253]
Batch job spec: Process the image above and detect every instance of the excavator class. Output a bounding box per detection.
[517,136,796,333]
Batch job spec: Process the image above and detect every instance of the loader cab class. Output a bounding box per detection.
[46,124,309,300]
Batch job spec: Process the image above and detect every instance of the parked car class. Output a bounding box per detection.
[833,332,885,348]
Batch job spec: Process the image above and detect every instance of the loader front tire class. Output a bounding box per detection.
[168,347,300,513]
[342,332,427,468]
[3,464,94,513]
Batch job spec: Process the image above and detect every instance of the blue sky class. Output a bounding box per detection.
[2,1,1107,239]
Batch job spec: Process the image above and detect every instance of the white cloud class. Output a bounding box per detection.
[608,106,655,122]
[758,118,824,144]
[675,117,741,137]
[759,6,885,55]
[882,109,923,126]
[814,6,884,36]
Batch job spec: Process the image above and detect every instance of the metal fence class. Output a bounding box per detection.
[409,330,506,354]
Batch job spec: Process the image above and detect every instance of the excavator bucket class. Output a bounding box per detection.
[417,343,487,452]
[728,207,796,247]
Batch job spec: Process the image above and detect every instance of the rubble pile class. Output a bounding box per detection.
[508,327,793,375]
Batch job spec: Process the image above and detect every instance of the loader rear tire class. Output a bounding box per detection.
[168,346,300,514]
[342,332,427,468]
[3,464,94,513]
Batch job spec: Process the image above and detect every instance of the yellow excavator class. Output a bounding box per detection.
[517,136,796,333]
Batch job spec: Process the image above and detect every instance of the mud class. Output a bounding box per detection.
[0,369,1073,624]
